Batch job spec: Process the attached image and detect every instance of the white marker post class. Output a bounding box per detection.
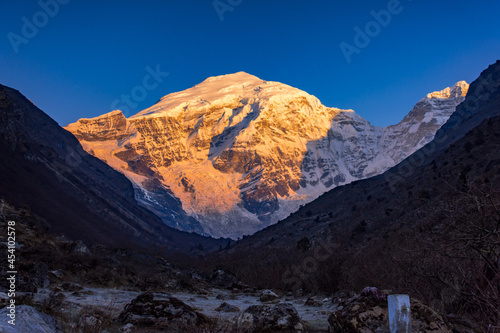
[388,294,411,333]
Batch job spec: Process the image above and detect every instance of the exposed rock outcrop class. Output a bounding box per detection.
[238,303,304,332]
[328,289,453,333]
[118,292,209,329]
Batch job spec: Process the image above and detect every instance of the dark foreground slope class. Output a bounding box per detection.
[0,84,225,254]
[211,61,500,327]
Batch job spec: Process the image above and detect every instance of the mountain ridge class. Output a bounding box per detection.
[66,73,469,238]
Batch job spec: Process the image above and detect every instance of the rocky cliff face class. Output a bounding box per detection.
[66,72,468,238]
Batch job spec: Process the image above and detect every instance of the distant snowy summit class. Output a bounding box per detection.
[425,81,469,99]
[66,73,468,239]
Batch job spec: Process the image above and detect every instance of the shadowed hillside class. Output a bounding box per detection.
[0,84,226,254]
[208,60,500,329]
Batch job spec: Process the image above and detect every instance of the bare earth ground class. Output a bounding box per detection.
[55,286,337,332]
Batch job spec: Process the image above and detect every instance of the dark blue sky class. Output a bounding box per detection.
[1,0,499,127]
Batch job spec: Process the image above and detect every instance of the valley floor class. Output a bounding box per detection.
[0,286,336,332]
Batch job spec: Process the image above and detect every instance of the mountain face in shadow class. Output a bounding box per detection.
[66,72,468,239]
[230,59,499,242]
[211,61,500,325]
[0,84,225,254]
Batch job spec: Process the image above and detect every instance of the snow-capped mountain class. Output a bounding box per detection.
[65,73,468,239]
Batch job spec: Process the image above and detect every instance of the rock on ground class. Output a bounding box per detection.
[215,302,240,312]
[304,295,328,306]
[238,303,304,332]
[118,292,209,329]
[259,289,279,303]
[328,288,454,333]
[0,305,61,333]
[210,269,237,288]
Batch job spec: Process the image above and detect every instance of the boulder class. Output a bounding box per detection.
[32,288,52,306]
[78,314,103,329]
[215,302,240,312]
[238,303,304,332]
[210,269,237,288]
[55,282,83,292]
[120,323,134,332]
[305,295,328,306]
[36,292,66,310]
[328,289,454,333]
[259,289,279,303]
[50,269,64,279]
[70,240,91,255]
[118,292,208,329]
[361,286,387,302]
[331,290,355,303]
[0,305,61,333]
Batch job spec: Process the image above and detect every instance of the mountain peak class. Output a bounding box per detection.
[426,81,469,99]
[450,80,470,97]
[132,72,310,119]
[202,71,263,84]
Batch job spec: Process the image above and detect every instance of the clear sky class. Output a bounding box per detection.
[1,0,499,127]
